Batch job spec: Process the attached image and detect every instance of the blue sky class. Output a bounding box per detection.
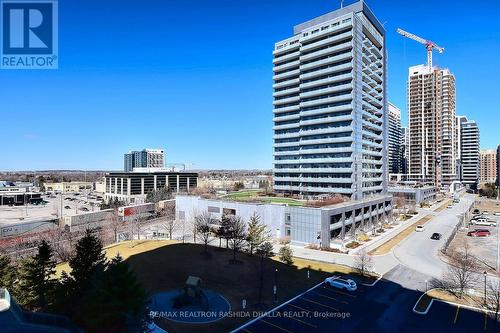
[1,0,499,171]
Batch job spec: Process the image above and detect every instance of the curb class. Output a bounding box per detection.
[361,272,383,287]
[412,290,434,315]
[412,288,496,316]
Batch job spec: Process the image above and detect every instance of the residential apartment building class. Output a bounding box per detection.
[408,65,457,190]
[400,127,409,174]
[480,149,497,184]
[387,103,402,174]
[456,116,480,189]
[272,1,387,200]
[124,148,164,172]
[497,145,500,188]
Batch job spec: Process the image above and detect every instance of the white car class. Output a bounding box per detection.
[415,225,425,232]
[470,219,497,227]
[324,276,357,291]
[494,212,500,216]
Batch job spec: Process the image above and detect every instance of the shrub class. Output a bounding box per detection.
[345,241,361,249]
[278,245,294,265]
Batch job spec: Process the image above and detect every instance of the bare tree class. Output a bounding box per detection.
[354,249,373,276]
[194,212,215,254]
[227,215,247,263]
[46,228,72,262]
[486,277,500,322]
[158,205,179,240]
[443,240,479,298]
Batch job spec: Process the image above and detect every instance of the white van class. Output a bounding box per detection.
[470,219,497,227]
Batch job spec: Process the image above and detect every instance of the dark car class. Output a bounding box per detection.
[64,205,71,209]
[467,229,490,237]
[431,233,441,240]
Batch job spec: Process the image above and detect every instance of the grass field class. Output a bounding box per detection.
[369,215,432,255]
[222,190,305,206]
[57,240,361,333]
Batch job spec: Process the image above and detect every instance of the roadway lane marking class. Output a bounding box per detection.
[260,319,294,333]
[320,286,357,298]
[241,329,253,333]
[484,312,488,331]
[311,291,349,304]
[301,297,340,311]
[453,306,460,324]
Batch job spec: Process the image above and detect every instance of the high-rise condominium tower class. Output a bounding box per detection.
[480,149,497,184]
[456,116,479,189]
[272,1,387,200]
[400,127,409,175]
[387,103,402,174]
[124,149,165,172]
[408,65,457,190]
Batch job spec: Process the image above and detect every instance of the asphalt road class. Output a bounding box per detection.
[232,264,498,333]
[392,194,475,279]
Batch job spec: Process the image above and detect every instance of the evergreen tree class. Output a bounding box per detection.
[246,213,269,256]
[54,229,107,318]
[0,255,16,291]
[69,229,107,289]
[81,255,149,333]
[14,240,56,311]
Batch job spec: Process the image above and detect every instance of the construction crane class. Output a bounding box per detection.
[396,28,444,69]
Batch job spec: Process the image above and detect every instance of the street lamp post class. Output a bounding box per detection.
[274,268,278,303]
[425,279,428,293]
[484,271,487,307]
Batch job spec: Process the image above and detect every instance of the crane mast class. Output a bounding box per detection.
[396,28,444,70]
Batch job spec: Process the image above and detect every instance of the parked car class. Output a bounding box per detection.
[470,219,497,227]
[483,211,489,215]
[431,233,441,240]
[64,205,71,209]
[467,229,490,237]
[447,205,454,208]
[415,225,425,232]
[324,276,357,291]
[473,209,480,214]
[80,207,89,212]
[494,212,500,216]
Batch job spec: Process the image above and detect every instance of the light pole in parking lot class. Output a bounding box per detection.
[483,271,487,307]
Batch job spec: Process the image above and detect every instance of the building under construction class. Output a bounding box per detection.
[407,64,458,189]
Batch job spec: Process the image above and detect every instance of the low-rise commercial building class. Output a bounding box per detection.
[44,182,93,194]
[388,186,436,206]
[176,194,392,249]
[104,171,198,204]
[0,181,42,206]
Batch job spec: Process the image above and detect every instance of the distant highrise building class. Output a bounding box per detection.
[124,149,165,172]
[408,65,457,189]
[272,1,387,200]
[480,149,497,184]
[400,127,409,174]
[497,145,500,189]
[497,145,500,188]
[387,103,402,174]
[456,116,479,189]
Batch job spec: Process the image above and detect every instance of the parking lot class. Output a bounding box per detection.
[450,206,500,272]
[0,193,102,225]
[233,273,498,333]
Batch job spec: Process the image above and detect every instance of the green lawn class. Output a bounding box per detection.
[222,190,305,206]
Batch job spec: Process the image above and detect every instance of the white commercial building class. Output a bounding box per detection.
[176,194,392,249]
[272,1,387,200]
